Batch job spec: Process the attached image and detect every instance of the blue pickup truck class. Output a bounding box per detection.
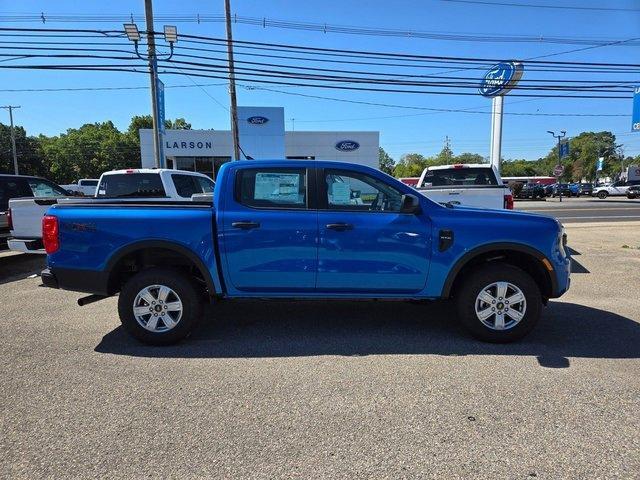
[41,160,570,345]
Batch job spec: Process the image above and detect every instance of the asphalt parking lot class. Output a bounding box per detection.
[516,196,640,223]
[1,223,640,479]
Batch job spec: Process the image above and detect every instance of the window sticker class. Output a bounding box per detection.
[254,173,300,202]
[330,182,351,205]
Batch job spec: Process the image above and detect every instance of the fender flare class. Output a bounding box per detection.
[440,242,557,298]
[105,240,217,296]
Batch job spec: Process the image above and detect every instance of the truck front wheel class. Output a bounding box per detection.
[118,267,203,345]
[455,263,542,343]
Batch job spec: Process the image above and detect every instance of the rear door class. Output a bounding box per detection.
[220,166,318,292]
[10,178,68,237]
[316,168,431,293]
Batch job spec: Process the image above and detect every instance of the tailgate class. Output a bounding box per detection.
[418,186,506,209]
[9,197,59,237]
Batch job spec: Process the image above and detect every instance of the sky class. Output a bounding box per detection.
[1,0,639,161]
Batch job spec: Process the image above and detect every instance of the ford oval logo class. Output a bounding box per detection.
[335,140,360,152]
[479,61,524,97]
[247,116,269,125]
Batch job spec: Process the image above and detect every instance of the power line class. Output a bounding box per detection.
[243,85,629,117]
[440,0,640,12]
[3,12,639,47]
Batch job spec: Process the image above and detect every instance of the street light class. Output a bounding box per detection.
[123,23,141,42]
[163,25,178,43]
[548,130,567,203]
[123,19,177,168]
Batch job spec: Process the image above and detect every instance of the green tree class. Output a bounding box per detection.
[40,122,139,183]
[169,118,192,130]
[0,123,46,177]
[378,147,394,175]
[455,152,485,164]
[393,153,428,177]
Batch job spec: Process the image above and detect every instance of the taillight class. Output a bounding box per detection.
[42,215,60,254]
[504,194,514,210]
[7,207,12,230]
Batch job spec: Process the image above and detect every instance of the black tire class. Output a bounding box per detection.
[118,267,203,345]
[597,191,608,199]
[454,263,542,343]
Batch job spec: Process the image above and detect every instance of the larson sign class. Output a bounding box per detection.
[335,140,360,152]
[165,140,213,149]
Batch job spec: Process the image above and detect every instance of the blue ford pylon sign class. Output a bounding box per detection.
[632,86,640,132]
[479,61,524,97]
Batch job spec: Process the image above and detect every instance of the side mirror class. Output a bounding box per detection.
[400,193,421,214]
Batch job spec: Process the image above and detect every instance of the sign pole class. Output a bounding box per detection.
[489,95,504,171]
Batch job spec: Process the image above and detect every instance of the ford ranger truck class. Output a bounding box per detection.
[40,160,570,345]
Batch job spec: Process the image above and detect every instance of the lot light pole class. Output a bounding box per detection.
[124,1,177,168]
[1,105,20,174]
[548,130,566,203]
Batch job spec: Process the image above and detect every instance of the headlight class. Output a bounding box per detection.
[558,226,567,257]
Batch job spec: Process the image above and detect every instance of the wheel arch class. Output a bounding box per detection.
[105,240,217,297]
[442,242,557,300]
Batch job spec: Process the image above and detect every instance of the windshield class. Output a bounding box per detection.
[96,173,166,198]
[421,167,498,187]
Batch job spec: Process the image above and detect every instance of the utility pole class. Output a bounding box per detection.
[1,105,20,175]
[144,0,163,168]
[547,130,566,203]
[224,0,241,161]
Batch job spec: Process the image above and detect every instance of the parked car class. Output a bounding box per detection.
[544,184,556,197]
[551,183,573,197]
[627,185,640,199]
[577,183,593,196]
[517,183,546,199]
[416,164,512,210]
[9,169,215,254]
[593,180,640,199]
[568,183,580,196]
[41,160,571,345]
[61,179,99,196]
[1,174,69,249]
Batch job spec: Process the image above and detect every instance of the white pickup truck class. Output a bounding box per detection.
[60,178,99,196]
[416,164,513,210]
[8,169,215,254]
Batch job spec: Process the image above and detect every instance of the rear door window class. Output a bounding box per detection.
[422,167,498,187]
[171,174,215,198]
[96,173,166,198]
[236,168,307,209]
[26,179,68,197]
[0,178,32,211]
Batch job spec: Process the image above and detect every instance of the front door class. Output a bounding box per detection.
[317,168,431,293]
[221,166,317,292]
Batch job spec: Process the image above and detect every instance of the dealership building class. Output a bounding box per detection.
[140,106,379,178]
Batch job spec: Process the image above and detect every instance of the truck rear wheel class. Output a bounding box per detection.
[118,267,203,345]
[454,263,542,343]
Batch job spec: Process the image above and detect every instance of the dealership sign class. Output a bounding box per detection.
[335,140,360,152]
[479,61,524,97]
[632,86,640,132]
[247,116,269,125]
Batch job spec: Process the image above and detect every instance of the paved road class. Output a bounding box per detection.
[1,225,639,478]
[516,197,640,223]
